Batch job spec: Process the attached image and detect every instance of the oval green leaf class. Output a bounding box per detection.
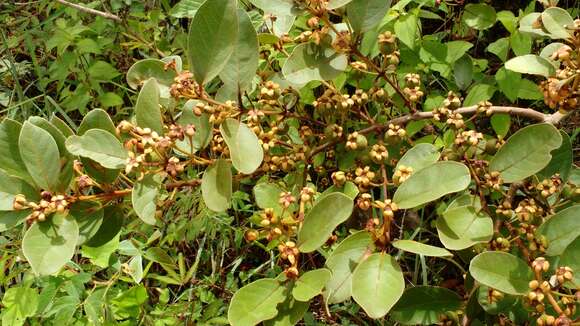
[22,213,79,276]
[537,130,572,182]
[395,143,440,173]
[489,123,562,183]
[78,109,117,135]
[469,252,533,295]
[220,118,264,174]
[463,3,497,30]
[436,205,493,250]
[505,55,556,77]
[324,231,374,304]
[298,192,354,253]
[0,119,33,184]
[282,43,348,85]
[201,159,232,212]
[126,59,177,89]
[19,121,61,191]
[537,205,580,256]
[392,240,452,257]
[135,78,164,135]
[292,268,332,302]
[132,174,161,225]
[66,129,128,169]
[219,9,259,97]
[228,278,286,326]
[352,253,405,319]
[541,7,574,39]
[393,161,471,209]
[188,0,238,85]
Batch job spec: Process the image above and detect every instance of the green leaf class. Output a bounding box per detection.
[393,161,471,209]
[282,43,348,85]
[144,247,176,266]
[519,13,551,37]
[0,210,30,232]
[1,286,39,326]
[28,117,74,193]
[78,109,117,135]
[85,206,123,247]
[392,240,452,257]
[188,0,238,85]
[324,231,374,304]
[220,9,259,97]
[352,253,405,319]
[228,278,286,326]
[69,201,104,245]
[126,59,177,89]
[436,205,493,250]
[298,193,354,252]
[22,213,79,276]
[264,296,308,326]
[327,0,353,9]
[541,7,574,39]
[82,233,120,268]
[394,12,419,49]
[496,10,517,33]
[135,78,164,134]
[490,123,562,183]
[469,252,534,295]
[97,92,123,108]
[347,0,392,33]
[559,237,580,286]
[391,286,462,325]
[537,131,572,182]
[292,268,332,301]
[248,0,302,16]
[395,143,440,173]
[495,67,520,102]
[66,129,128,169]
[0,119,33,184]
[254,182,284,213]
[170,0,205,18]
[175,100,212,155]
[510,31,532,56]
[128,255,143,283]
[463,3,496,30]
[19,121,61,191]
[201,159,232,212]
[453,55,473,90]
[505,55,556,77]
[319,181,359,201]
[463,84,496,107]
[220,118,264,174]
[490,113,511,137]
[537,205,580,256]
[132,174,161,225]
[0,169,38,211]
[88,61,120,81]
[486,37,510,62]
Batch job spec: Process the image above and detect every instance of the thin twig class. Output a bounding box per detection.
[55,0,122,22]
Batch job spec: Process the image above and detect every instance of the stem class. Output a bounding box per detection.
[55,0,122,22]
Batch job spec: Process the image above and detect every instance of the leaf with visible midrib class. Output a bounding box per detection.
[392,240,452,257]
[19,121,61,191]
[201,159,232,212]
[22,213,79,276]
[324,231,374,304]
[490,123,561,183]
[188,0,238,85]
[0,119,33,184]
[66,129,128,169]
[220,9,259,97]
[505,55,556,77]
[537,205,580,256]
[352,253,405,319]
[469,252,533,295]
[135,78,164,134]
[132,174,161,225]
[282,43,348,85]
[393,161,471,209]
[228,278,286,326]
[395,143,440,173]
[292,268,332,301]
[220,119,264,174]
[298,193,353,253]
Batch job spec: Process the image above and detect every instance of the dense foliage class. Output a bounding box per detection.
[1,0,579,325]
